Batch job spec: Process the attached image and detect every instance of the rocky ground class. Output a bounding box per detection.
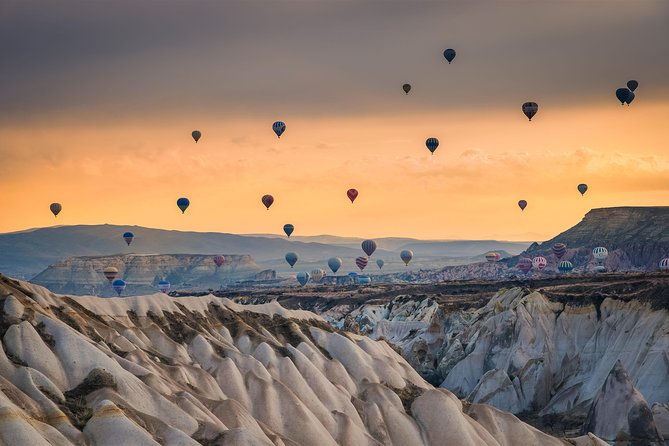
[204,273,669,445]
[0,273,614,445]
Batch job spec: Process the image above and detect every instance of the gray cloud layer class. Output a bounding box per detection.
[2,0,668,121]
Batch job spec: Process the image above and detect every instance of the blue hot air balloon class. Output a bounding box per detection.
[177,197,190,214]
[296,271,310,286]
[112,279,126,296]
[272,121,286,138]
[123,232,134,246]
[285,252,298,268]
[558,260,574,273]
[615,88,632,105]
[443,48,456,64]
[328,257,342,273]
[376,259,384,269]
[627,80,638,92]
[158,280,170,294]
[425,138,439,155]
[283,224,294,237]
[358,276,371,285]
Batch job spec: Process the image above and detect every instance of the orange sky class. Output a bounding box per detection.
[2,100,668,240]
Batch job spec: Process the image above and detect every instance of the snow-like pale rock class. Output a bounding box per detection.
[0,275,603,445]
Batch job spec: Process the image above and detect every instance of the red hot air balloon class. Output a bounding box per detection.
[214,255,225,268]
[347,189,358,203]
[518,200,527,211]
[517,257,533,274]
[532,256,547,271]
[355,256,368,271]
[261,195,274,210]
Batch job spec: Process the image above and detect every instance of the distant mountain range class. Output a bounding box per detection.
[0,224,530,279]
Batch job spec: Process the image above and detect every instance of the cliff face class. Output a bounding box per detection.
[31,254,263,296]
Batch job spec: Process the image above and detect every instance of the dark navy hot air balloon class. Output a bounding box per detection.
[328,257,342,273]
[355,256,368,271]
[518,200,527,211]
[425,138,439,155]
[50,203,62,217]
[272,121,286,138]
[123,232,134,246]
[443,48,456,64]
[192,130,201,143]
[112,279,126,296]
[285,252,298,268]
[283,224,294,237]
[627,80,638,92]
[403,84,411,94]
[615,88,632,105]
[578,184,588,196]
[522,102,539,121]
[177,198,190,214]
[362,240,377,257]
[262,195,274,210]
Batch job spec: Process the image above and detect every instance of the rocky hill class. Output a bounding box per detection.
[31,254,269,297]
[0,274,606,445]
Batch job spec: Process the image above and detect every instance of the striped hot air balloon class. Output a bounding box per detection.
[355,256,368,271]
[558,260,573,273]
[659,258,669,271]
[158,280,170,294]
[310,269,325,282]
[532,256,547,271]
[593,247,608,263]
[425,138,439,155]
[485,252,501,262]
[361,240,377,257]
[103,267,118,283]
[272,121,286,138]
[552,243,567,260]
[517,257,533,274]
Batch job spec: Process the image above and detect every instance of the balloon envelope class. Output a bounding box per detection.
[357,276,371,284]
[485,252,501,262]
[578,184,588,196]
[361,240,377,257]
[627,80,638,92]
[593,247,608,261]
[400,250,413,266]
[443,48,456,63]
[103,267,118,283]
[296,271,310,286]
[283,224,294,237]
[402,83,411,94]
[123,232,134,246]
[214,255,225,268]
[659,258,669,271]
[177,197,190,213]
[558,260,573,273]
[262,195,274,210]
[112,279,126,296]
[376,259,384,269]
[49,203,62,217]
[310,269,325,282]
[518,258,533,274]
[518,200,527,211]
[615,88,631,105]
[192,130,201,143]
[532,256,547,271]
[355,256,368,271]
[625,91,635,105]
[328,257,342,273]
[285,252,298,268]
[347,189,358,203]
[158,280,170,293]
[272,121,286,138]
[522,102,538,121]
[552,243,567,259]
[425,138,439,155]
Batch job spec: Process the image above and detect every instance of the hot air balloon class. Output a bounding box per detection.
[517,257,533,274]
[400,250,413,266]
[49,203,62,217]
[355,256,368,271]
[625,91,635,105]
[558,260,573,273]
[522,102,539,121]
[403,84,411,94]
[214,255,225,268]
[616,88,632,105]
[348,272,359,283]
[485,252,501,262]
[593,247,608,263]
[532,256,547,271]
[177,197,190,214]
[347,189,358,203]
[103,267,118,283]
[296,271,310,286]
[362,240,377,257]
[627,80,638,92]
[262,195,274,210]
[578,184,588,196]
[518,200,527,211]
[328,257,342,273]
[425,138,439,155]
[272,121,286,138]
[593,265,606,273]
[158,280,170,294]
[358,276,371,285]
[659,258,669,271]
[123,232,134,246]
[285,252,298,268]
[552,243,567,260]
[376,259,384,269]
[112,279,126,296]
[192,130,201,143]
[283,224,294,237]
[443,48,456,64]
[310,269,325,282]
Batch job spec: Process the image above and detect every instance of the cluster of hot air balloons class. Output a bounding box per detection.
[615,80,639,106]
